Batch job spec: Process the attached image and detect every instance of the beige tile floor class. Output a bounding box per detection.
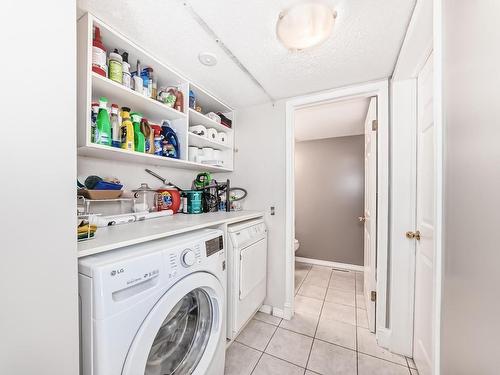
[225,262,419,375]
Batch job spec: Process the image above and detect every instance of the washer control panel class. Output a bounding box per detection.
[168,253,178,279]
[181,248,196,267]
[166,232,222,279]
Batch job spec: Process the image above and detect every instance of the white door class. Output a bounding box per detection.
[413,53,435,375]
[363,96,377,332]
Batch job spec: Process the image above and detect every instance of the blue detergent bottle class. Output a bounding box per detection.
[161,120,180,159]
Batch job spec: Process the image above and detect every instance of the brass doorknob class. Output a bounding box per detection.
[406,230,421,241]
[358,216,366,222]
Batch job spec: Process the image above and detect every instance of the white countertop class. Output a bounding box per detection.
[78,210,264,258]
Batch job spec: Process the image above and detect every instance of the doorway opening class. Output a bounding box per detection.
[284,81,390,344]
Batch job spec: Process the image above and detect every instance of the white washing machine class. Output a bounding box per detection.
[226,219,267,340]
[78,229,226,375]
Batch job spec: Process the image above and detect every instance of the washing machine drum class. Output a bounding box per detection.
[146,289,212,374]
[122,272,224,375]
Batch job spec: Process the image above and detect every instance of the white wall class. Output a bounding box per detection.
[78,157,201,193]
[221,101,287,309]
[440,1,500,373]
[0,1,79,374]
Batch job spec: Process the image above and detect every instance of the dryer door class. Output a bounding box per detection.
[122,272,224,375]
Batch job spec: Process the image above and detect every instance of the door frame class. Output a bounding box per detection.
[284,80,390,343]
[388,0,443,372]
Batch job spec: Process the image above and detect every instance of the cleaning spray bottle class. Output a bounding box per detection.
[120,107,134,151]
[131,112,145,153]
[96,97,111,146]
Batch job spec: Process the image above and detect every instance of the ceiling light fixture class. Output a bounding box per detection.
[198,52,218,66]
[276,1,337,51]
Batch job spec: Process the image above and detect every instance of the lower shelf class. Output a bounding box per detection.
[78,144,233,172]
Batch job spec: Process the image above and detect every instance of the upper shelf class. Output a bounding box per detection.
[92,72,186,123]
[78,144,232,172]
[188,132,232,150]
[188,109,233,133]
[189,82,232,114]
[93,16,187,88]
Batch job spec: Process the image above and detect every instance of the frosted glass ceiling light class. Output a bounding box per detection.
[277,1,337,51]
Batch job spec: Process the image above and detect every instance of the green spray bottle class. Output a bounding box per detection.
[130,112,145,153]
[96,97,111,146]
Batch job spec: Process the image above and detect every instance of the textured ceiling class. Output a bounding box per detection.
[78,0,415,108]
[295,98,370,141]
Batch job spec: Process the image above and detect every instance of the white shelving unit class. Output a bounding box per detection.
[77,13,234,172]
[188,133,231,150]
[188,109,233,134]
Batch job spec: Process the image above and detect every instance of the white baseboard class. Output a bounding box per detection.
[259,304,292,320]
[295,256,364,272]
[259,304,273,314]
[282,303,293,320]
[271,307,285,319]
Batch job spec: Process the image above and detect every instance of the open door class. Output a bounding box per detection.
[363,96,377,333]
[412,53,435,375]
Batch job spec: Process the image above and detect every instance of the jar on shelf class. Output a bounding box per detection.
[132,183,156,212]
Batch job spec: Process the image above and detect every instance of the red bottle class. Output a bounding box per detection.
[92,26,107,77]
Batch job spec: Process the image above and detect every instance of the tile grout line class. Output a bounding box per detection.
[295,264,313,296]
[294,267,412,374]
[354,270,413,371]
[248,316,281,375]
[237,340,309,373]
[277,325,358,353]
[304,266,334,372]
[241,267,411,375]
[358,351,415,368]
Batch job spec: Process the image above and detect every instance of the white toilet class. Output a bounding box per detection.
[294,239,300,252]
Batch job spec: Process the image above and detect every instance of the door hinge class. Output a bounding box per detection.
[371,290,377,302]
[372,120,378,131]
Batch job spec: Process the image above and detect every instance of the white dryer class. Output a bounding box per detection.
[79,229,226,375]
[226,219,267,340]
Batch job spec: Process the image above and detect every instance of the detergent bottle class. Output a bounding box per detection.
[131,112,145,153]
[140,118,155,154]
[161,120,180,159]
[120,107,134,151]
[96,97,111,146]
[150,125,163,156]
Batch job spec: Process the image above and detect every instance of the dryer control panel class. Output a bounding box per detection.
[229,222,267,249]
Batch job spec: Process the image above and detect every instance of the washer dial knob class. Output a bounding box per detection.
[181,249,196,267]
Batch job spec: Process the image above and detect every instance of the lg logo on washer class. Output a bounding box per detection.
[110,268,124,276]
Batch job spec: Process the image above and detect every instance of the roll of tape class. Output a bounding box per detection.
[189,125,208,137]
[207,128,218,141]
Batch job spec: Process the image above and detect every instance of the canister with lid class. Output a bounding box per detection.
[108,49,123,84]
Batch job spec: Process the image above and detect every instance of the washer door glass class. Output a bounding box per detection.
[145,288,213,375]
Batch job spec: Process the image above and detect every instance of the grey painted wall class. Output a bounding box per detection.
[440,1,500,373]
[295,135,364,265]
